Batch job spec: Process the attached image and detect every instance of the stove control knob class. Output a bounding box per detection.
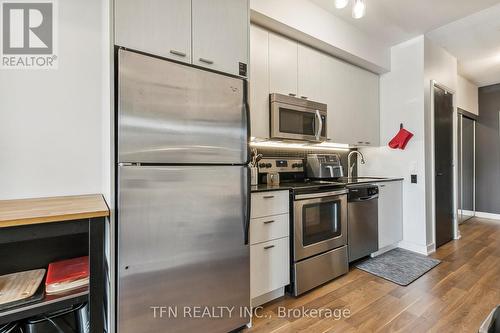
[259,163,266,168]
[265,163,272,168]
[297,163,303,168]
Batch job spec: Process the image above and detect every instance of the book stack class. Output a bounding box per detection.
[45,256,89,295]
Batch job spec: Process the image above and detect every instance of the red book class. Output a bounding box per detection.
[45,256,89,294]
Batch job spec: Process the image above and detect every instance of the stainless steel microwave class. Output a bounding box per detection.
[270,93,327,142]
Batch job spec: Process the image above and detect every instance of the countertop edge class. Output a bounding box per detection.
[251,178,405,193]
[0,194,110,228]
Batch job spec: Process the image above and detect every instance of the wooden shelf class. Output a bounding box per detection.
[0,194,109,229]
[0,287,89,325]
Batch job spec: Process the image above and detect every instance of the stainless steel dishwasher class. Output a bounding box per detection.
[347,185,379,262]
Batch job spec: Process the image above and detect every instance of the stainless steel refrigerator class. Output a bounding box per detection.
[116,49,250,333]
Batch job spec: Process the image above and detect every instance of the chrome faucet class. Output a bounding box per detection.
[347,151,366,178]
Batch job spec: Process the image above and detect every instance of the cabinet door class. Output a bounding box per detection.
[269,33,298,97]
[324,57,379,146]
[250,25,270,139]
[378,181,403,249]
[250,237,289,298]
[115,0,191,63]
[298,44,325,102]
[323,56,351,143]
[192,0,249,76]
[350,69,380,146]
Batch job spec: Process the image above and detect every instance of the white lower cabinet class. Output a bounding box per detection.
[377,181,403,251]
[250,191,290,306]
[250,237,289,299]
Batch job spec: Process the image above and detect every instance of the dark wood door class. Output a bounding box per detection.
[434,86,454,248]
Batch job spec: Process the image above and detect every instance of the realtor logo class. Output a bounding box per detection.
[1,0,57,69]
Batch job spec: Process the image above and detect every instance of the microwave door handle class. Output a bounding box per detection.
[315,110,323,141]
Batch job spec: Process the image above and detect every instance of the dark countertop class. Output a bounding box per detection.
[251,184,298,193]
[251,177,404,193]
[341,177,405,187]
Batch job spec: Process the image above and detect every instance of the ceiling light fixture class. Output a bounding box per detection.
[334,0,349,9]
[352,0,366,19]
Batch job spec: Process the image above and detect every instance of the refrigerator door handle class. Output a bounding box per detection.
[243,80,252,165]
[244,166,251,245]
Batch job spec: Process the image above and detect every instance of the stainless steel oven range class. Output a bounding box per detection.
[291,185,349,296]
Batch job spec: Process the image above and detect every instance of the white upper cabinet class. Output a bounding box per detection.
[248,26,380,146]
[115,0,249,77]
[115,0,192,63]
[298,45,326,102]
[192,0,249,76]
[323,57,380,146]
[269,33,298,97]
[250,25,270,139]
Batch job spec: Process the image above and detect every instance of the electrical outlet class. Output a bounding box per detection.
[411,174,417,184]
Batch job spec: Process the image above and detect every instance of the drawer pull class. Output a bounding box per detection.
[264,245,275,250]
[263,195,275,199]
[263,220,275,224]
[199,58,214,64]
[170,50,186,57]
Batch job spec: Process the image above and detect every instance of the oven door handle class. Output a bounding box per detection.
[295,189,348,200]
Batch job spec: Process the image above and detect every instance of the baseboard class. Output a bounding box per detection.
[458,209,475,217]
[398,240,430,255]
[371,244,398,257]
[426,243,436,254]
[475,211,500,221]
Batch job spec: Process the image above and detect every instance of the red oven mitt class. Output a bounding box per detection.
[389,128,414,150]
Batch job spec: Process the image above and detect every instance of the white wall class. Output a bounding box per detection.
[250,0,390,73]
[423,37,458,248]
[360,36,459,254]
[457,75,479,115]
[0,0,111,201]
[359,36,429,254]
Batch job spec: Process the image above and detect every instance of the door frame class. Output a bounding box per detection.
[430,80,459,250]
[457,109,477,223]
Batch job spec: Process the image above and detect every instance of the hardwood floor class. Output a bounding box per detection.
[244,218,500,333]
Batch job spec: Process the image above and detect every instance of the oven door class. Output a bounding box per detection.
[293,190,347,261]
[271,101,327,142]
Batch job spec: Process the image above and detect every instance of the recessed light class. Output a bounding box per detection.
[335,0,349,9]
[352,0,366,19]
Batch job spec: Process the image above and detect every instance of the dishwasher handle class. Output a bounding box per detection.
[350,194,379,202]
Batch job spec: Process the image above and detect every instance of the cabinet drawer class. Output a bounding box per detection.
[251,191,289,218]
[250,237,289,298]
[250,213,289,245]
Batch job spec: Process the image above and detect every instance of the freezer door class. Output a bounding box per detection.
[118,49,249,164]
[117,165,250,333]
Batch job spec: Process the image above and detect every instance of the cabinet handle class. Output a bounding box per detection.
[263,220,275,224]
[379,185,386,188]
[199,58,214,64]
[365,142,371,145]
[170,50,186,57]
[300,96,308,99]
[263,195,275,199]
[264,245,275,250]
[288,93,296,97]
[358,141,364,144]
